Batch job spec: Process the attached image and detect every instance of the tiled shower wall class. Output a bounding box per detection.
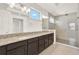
[55,13,77,42]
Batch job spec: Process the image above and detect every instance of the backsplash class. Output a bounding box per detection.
[0,31,48,39]
[0,32,31,39]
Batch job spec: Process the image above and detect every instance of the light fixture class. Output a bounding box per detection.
[26,8,30,14]
[21,6,27,12]
[42,15,48,18]
[8,3,15,8]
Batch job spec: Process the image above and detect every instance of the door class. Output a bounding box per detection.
[67,20,77,46]
[55,14,79,47]
[0,46,6,55]
[67,19,79,47]
[27,37,38,55]
[13,18,23,33]
[38,36,45,53]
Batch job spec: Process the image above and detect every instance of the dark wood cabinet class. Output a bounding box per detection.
[0,46,6,55]
[44,35,49,48]
[38,36,45,53]
[25,41,28,55]
[0,33,54,55]
[49,38,53,45]
[7,41,25,51]
[48,33,54,45]
[27,37,38,55]
[6,40,27,55]
[7,46,25,55]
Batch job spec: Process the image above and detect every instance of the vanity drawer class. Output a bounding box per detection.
[28,37,38,43]
[7,46,25,55]
[7,40,26,51]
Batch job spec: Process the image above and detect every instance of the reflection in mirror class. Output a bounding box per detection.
[13,18,23,33]
[0,3,43,36]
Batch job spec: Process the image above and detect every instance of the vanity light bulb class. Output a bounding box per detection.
[21,6,27,12]
[42,15,48,18]
[9,3,15,8]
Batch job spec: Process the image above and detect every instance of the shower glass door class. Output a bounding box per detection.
[68,19,79,47]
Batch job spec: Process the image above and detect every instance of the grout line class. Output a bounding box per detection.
[57,42,79,50]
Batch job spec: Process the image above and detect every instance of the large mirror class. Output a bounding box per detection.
[0,3,43,35]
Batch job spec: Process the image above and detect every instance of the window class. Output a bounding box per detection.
[29,8,41,20]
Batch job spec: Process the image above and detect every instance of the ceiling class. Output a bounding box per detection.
[37,3,79,16]
[0,3,79,16]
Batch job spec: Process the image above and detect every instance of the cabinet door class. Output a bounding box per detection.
[45,38,49,48]
[25,41,28,55]
[38,36,45,53]
[7,46,25,55]
[44,35,49,48]
[27,37,38,55]
[0,46,6,55]
[49,38,53,45]
[48,33,54,45]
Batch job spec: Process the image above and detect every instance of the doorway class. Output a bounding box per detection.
[13,18,23,33]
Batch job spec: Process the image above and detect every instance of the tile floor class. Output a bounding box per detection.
[39,42,79,55]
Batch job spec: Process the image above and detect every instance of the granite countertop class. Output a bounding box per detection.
[0,30,56,46]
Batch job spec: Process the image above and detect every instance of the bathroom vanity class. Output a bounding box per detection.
[0,30,56,55]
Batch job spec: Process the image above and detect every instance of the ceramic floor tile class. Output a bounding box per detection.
[39,42,79,55]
